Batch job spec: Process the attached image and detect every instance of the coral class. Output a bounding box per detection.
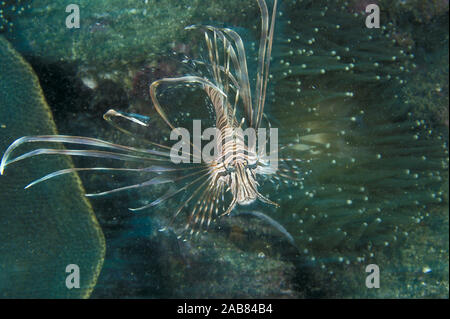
[0,36,105,298]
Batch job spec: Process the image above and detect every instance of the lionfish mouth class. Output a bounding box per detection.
[0,0,300,236]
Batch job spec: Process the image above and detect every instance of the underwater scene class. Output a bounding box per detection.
[0,0,448,299]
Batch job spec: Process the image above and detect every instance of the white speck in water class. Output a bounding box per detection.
[422,266,432,274]
[81,77,97,89]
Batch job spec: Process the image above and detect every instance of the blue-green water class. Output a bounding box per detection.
[0,0,448,298]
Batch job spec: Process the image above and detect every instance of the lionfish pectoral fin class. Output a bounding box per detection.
[85,176,173,197]
[129,168,212,213]
[128,187,180,212]
[219,197,237,217]
[24,166,159,189]
[0,135,174,191]
[257,192,279,207]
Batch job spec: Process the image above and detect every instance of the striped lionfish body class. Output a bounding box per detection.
[1,0,293,235]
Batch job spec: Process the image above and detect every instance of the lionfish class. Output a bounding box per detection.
[0,0,299,235]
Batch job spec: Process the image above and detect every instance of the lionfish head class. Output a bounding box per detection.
[227,160,259,206]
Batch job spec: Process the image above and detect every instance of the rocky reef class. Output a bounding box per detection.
[4,0,260,88]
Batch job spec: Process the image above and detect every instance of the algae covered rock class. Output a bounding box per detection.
[3,0,260,102]
[90,211,301,298]
[6,0,255,73]
[0,36,105,298]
